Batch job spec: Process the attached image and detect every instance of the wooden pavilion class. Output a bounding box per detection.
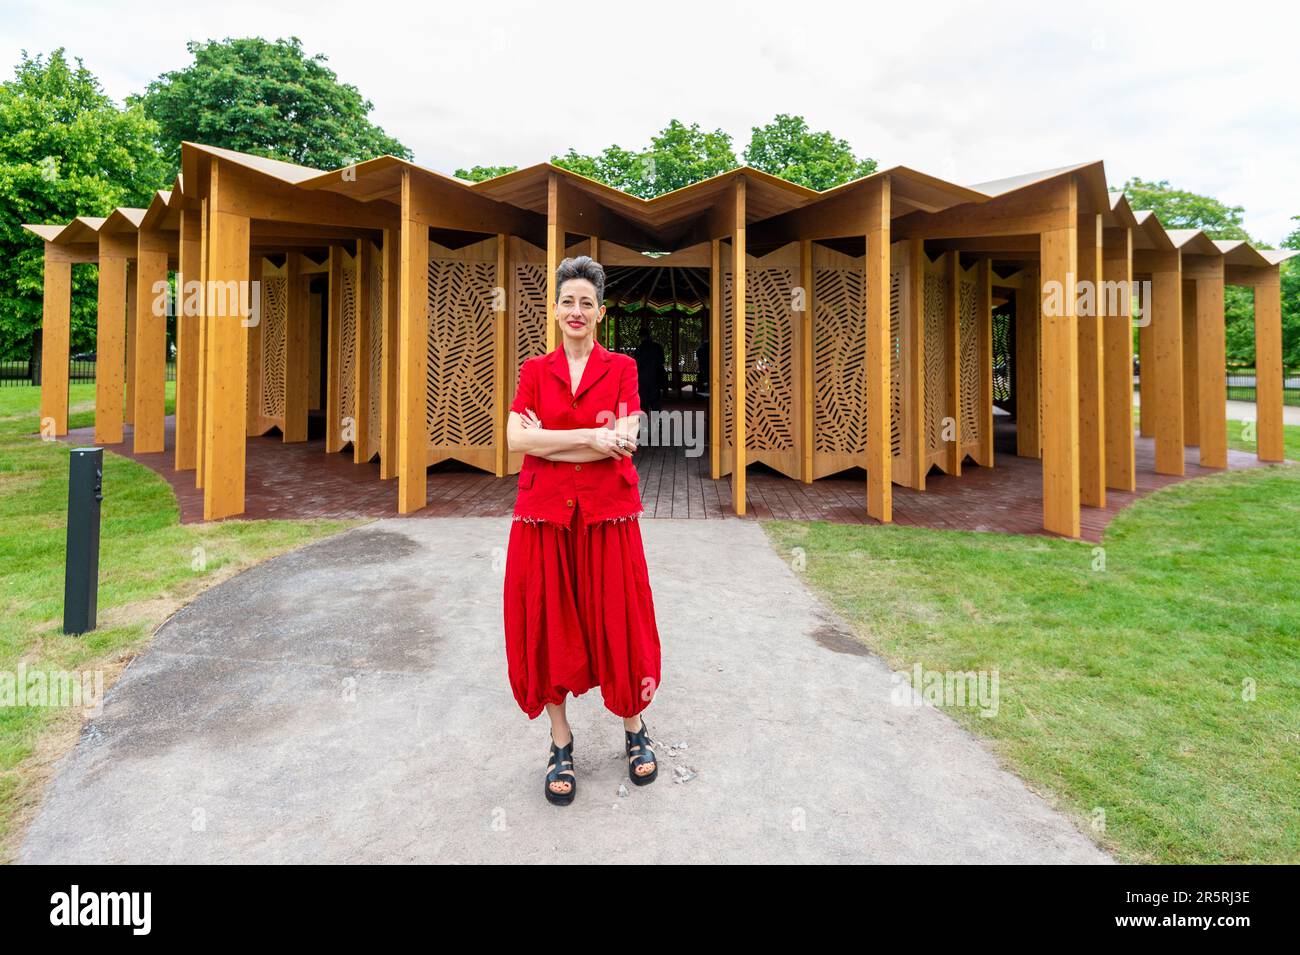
[23,143,1296,538]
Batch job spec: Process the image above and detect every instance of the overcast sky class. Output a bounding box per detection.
[6,0,1298,243]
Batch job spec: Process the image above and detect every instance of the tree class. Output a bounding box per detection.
[134,37,411,175]
[1282,216,1300,368]
[453,164,517,182]
[552,119,738,198]
[1123,177,1259,364]
[0,49,168,359]
[743,113,876,190]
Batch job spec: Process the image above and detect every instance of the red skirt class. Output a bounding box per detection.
[502,499,662,719]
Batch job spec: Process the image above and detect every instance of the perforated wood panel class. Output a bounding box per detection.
[338,250,358,444]
[923,261,948,461]
[812,245,867,478]
[259,265,288,428]
[720,243,801,479]
[364,242,383,462]
[513,261,548,377]
[889,246,905,466]
[959,267,980,453]
[426,238,498,470]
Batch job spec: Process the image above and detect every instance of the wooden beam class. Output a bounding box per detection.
[355,239,373,464]
[1077,213,1105,508]
[1150,250,1184,475]
[895,178,1076,242]
[865,176,893,520]
[94,235,128,444]
[195,199,208,488]
[1137,312,1153,437]
[283,253,310,443]
[201,162,251,520]
[397,169,431,513]
[133,227,170,453]
[1255,267,1284,462]
[124,259,137,427]
[246,251,262,435]
[1039,177,1080,537]
[732,176,747,516]
[545,172,561,352]
[1102,226,1135,490]
[1181,279,1200,447]
[175,209,201,471]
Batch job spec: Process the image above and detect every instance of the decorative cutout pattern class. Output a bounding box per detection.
[366,244,383,461]
[426,256,497,449]
[338,253,358,439]
[720,259,797,455]
[889,256,904,460]
[513,264,547,376]
[959,273,980,445]
[812,265,867,455]
[923,269,948,456]
[259,273,287,423]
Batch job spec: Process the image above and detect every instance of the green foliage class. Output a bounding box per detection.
[133,37,411,175]
[1282,217,1300,367]
[743,113,876,190]
[453,164,517,182]
[1121,177,1251,240]
[0,49,169,360]
[552,119,739,198]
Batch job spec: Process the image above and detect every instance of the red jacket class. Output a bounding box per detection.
[510,339,644,525]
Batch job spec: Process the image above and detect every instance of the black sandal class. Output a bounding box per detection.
[544,733,576,806]
[624,717,658,786]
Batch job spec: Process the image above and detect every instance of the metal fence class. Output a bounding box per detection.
[1226,365,1300,407]
[1,358,177,387]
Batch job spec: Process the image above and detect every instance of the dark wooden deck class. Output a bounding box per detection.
[58,405,1266,541]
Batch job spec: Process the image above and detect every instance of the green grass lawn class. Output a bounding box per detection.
[1133,403,1300,461]
[0,383,363,859]
[764,464,1300,864]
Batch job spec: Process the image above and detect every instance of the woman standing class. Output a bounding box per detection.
[502,256,663,806]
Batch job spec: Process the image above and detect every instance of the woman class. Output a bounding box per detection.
[502,255,663,806]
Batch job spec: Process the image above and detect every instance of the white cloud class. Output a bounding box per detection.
[5,0,1297,242]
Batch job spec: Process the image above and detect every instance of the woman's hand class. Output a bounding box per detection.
[520,408,543,429]
[588,425,637,459]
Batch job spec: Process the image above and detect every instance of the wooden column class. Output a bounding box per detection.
[1193,261,1227,468]
[355,240,374,465]
[201,159,252,520]
[39,245,71,436]
[283,253,309,443]
[545,172,561,353]
[325,246,344,453]
[866,176,893,519]
[710,238,722,480]
[1150,252,1184,475]
[381,228,400,478]
[1137,314,1153,437]
[397,169,431,513]
[1077,213,1105,508]
[799,238,814,484]
[133,227,170,453]
[492,234,511,476]
[907,239,928,488]
[1039,177,1080,537]
[1181,280,1200,446]
[196,199,208,488]
[1015,267,1040,458]
[124,261,137,426]
[1102,227,1135,490]
[731,176,747,516]
[94,233,131,445]
[1255,268,1284,462]
[976,258,995,468]
[175,208,201,471]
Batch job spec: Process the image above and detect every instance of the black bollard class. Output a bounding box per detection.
[63,447,103,635]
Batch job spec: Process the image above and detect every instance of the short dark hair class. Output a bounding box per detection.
[555,255,605,305]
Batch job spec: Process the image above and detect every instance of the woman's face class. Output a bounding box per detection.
[555,278,605,344]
